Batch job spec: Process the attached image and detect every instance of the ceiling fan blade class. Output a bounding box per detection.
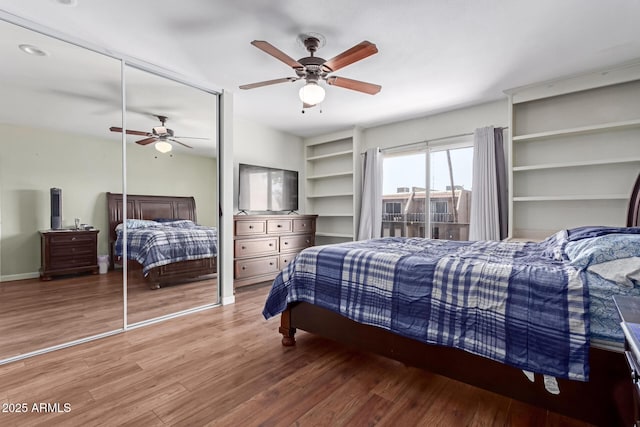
[251,40,303,68]
[322,41,378,72]
[109,127,150,137]
[136,137,157,145]
[326,76,381,95]
[239,77,299,90]
[169,138,193,149]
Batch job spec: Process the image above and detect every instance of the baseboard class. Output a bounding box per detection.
[1,272,40,282]
[222,295,235,305]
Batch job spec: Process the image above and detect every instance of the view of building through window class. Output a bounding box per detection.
[382,146,473,240]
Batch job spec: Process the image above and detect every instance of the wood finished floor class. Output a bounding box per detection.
[0,283,594,426]
[0,270,217,360]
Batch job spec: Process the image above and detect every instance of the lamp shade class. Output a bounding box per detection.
[155,140,172,153]
[299,82,325,105]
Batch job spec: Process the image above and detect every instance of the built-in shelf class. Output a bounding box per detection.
[513,157,640,171]
[513,118,640,142]
[513,194,628,202]
[307,193,354,199]
[306,149,354,161]
[305,129,361,244]
[316,232,354,238]
[307,171,353,180]
[508,77,640,238]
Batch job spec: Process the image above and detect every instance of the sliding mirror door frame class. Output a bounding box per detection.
[0,12,223,365]
[121,63,221,327]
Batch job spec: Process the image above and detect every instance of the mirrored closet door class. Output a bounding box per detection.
[123,65,219,325]
[0,20,124,361]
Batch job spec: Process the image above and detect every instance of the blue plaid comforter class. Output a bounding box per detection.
[263,233,589,381]
[115,220,217,275]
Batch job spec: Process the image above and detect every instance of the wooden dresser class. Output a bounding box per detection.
[40,229,99,280]
[233,214,317,289]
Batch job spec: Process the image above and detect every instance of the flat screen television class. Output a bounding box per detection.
[238,163,299,212]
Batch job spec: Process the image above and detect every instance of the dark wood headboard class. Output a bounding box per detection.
[628,172,640,227]
[106,192,197,245]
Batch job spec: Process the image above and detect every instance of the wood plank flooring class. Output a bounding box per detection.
[0,271,217,360]
[0,283,594,426]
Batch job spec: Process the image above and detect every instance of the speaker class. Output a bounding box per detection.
[50,187,62,230]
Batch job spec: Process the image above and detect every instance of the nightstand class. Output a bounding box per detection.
[614,296,640,426]
[40,229,99,280]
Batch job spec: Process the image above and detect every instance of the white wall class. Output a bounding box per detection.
[362,100,508,151]
[233,116,305,212]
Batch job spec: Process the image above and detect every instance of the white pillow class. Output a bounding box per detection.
[587,257,640,288]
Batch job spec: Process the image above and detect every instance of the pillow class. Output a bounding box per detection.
[153,218,177,223]
[567,226,640,241]
[158,219,197,228]
[566,234,640,269]
[587,257,640,288]
[115,219,159,231]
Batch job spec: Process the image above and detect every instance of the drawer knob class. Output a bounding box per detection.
[241,246,246,250]
[269,243,273,247]
[284,242,288,245]
[241,266,246,270]
[306,240,310,244]
[277,224,282,228]
[72,237,77,241]
[269,262,274,266]
[249,225,253,229]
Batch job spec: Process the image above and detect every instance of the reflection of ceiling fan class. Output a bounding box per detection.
[109,115,207,153]
[239,34,381,108]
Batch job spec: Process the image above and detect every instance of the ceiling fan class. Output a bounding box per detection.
[239,34,381,108]
[109,115,207,153]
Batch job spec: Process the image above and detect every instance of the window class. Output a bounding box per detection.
[382,141,473,240]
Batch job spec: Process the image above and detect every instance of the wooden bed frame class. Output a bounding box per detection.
[277,173,640,427]
[106,192,217,289]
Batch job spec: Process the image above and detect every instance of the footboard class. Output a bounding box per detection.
[145,257,217,289]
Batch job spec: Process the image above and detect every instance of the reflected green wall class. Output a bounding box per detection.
[0,123,217,279]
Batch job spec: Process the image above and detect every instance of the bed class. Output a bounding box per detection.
[106,192,217,289]
[263,175,640,427]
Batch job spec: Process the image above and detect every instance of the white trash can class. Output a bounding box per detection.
[98,255,109,274]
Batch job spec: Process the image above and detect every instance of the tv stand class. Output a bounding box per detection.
[233,214,317,290]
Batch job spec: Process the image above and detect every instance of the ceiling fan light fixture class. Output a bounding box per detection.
[299,82,325,105]
[154,140,172,153]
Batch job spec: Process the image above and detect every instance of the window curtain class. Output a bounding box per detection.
[357,148,383,240]
[469,126,507,241]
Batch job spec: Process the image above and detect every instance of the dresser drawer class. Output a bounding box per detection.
[235,237,279,258]
[49,233,96,246]
[280,234,314,252]
[235,256,280,279]
[280,253,297,269]
[50,254,95,268]
[235,220,266,236]
[51,244,94,257]
[293,218,315,233]
[267,219,292,233]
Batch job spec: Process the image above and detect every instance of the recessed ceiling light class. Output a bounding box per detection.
[54,0,78,6]
[18,44,49,57]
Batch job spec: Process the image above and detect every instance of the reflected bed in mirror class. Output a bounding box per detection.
[106,193,217,290]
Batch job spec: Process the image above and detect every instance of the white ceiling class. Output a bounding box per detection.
[1,0,639,140]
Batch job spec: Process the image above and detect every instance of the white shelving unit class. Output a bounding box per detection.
[304,128,362,245]
[506,69,640,240]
